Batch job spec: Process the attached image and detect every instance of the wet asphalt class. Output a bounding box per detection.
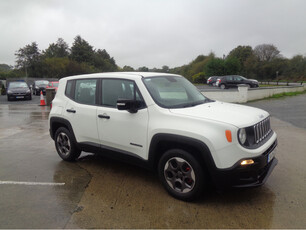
[0,94,306,228]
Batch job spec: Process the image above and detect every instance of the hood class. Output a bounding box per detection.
[169,101,269,128]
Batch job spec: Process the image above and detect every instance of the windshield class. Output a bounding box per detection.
[9,82,28,89]
[143,76,211,108]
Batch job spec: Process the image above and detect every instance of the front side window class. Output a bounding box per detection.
[74,79,97,105]
[101,79,143,108]
[143,76,209,108]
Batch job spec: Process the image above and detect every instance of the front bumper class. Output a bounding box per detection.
[8,93,31,99]
[211,140,278,189]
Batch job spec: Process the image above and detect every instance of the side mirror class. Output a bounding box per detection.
[117,99,139,113]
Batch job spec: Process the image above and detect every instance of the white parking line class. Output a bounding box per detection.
[0,181,65,186]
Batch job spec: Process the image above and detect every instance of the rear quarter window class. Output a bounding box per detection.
[65,80,74,99]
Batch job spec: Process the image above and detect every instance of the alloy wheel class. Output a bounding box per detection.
[164,157,196,193]
[56,132,71,156]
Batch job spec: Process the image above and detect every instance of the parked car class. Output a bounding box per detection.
[216,75,259,89]
[32,80,49,95]
[7,81,32,101]
[47,81,59,92]
[49,72,277,201]
[207,76,219,86]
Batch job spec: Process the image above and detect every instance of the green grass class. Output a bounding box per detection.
[259,84,283,87]
[270,90,306,99]
[247,90,306,103]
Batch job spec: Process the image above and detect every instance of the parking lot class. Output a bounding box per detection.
[0,94,306,228]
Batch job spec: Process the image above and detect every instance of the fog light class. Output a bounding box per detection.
[240,159,254,166]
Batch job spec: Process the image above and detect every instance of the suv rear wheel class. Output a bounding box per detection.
[54,127,81,161]
[220,84,226,89]
[158,149,205,201]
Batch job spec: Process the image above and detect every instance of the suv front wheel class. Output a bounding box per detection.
[158,149,205,201]
[54,127,81,161]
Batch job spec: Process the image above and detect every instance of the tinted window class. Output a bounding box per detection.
[102,79,143,107]
[74,79,97,105]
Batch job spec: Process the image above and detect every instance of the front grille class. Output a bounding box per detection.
[254,117,272,144]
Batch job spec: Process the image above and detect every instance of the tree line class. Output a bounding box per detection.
[0,37,305,83]
[167,44,306,83]
[0,35,117,79]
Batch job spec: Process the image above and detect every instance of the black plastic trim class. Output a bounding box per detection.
[78,142,150,169]
[49,117,77,144]
[212,140,278,189]
[148,133,215,170]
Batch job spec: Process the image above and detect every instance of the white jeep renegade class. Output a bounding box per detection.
[49,72,277,201]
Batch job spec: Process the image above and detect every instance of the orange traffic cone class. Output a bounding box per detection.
[39,91,46,106]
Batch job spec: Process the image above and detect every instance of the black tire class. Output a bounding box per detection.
[220,84,226,89]
[54,127,81,161]
[158,149,206,201]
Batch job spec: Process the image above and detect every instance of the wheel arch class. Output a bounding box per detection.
[49,117,77,143]
[148,134,216,175]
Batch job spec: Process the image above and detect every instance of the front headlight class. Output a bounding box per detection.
[26,89,31,93]
[238,128,247,145]
[7,90,12,94]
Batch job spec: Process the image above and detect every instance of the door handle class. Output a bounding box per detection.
[98,114,110,119]
[66,109,76,113]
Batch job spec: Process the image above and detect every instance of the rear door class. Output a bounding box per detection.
[64,78,100,144]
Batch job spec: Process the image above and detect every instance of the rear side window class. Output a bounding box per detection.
[74,79,97,105]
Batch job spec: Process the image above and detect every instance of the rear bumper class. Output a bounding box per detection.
[211,140,278,189]
[35,89,46,95]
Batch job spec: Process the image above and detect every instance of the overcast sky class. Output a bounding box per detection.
[1,0,306,69]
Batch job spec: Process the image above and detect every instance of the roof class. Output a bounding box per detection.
[63,72,182,80]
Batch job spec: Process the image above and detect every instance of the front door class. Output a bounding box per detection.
[97,78,149,159]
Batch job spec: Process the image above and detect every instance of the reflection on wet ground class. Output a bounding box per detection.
[1,100,306,228]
